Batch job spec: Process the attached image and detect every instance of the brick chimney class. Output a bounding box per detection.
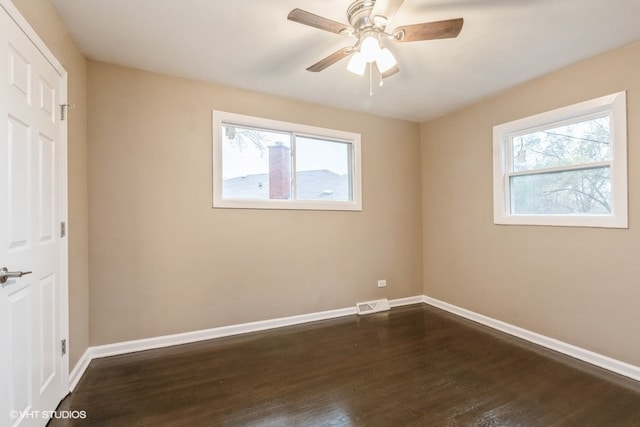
[268,142,291,200]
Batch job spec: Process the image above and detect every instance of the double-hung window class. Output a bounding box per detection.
[493,91,627,228]
[212,111,362,211]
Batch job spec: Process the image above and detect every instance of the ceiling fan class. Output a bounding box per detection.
[287,0,463,79]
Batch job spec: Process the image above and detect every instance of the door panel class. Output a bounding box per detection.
[7,116,31,252]
[39,274,56,393]
[38,77,55,122]
[38,135,55,243]
[9,286,32,416]
[8,45,30,100]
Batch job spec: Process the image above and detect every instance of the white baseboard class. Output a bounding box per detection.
[69,296,422,390]
[91,306,357,360]
[68,294,639,392]
[389,295,424,307]
[68,348,92,392]
[422,295,640,382]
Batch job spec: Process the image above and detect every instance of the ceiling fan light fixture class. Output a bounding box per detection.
[347,51,367,75]
[360,33,380,63]
[375,48,397,73]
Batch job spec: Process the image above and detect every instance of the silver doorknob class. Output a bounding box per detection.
[0,267,32,284]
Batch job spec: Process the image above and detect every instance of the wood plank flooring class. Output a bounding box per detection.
[50,305,640,426]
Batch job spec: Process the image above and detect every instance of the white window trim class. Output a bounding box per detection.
[212,110,362,211]
[493,91,628,228]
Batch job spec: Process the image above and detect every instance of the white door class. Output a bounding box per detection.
[0,2,68,426]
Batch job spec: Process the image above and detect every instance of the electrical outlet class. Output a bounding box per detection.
[377,279,387,288]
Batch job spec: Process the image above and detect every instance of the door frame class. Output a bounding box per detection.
[1,0,70,392]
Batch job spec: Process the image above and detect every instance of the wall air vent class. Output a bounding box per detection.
[356,298,390,315]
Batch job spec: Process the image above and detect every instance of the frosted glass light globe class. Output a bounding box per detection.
[360,35,380,63]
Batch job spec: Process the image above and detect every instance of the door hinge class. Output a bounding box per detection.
[60,103,74,121]
[61,339,66,356]
[60,221,66,238]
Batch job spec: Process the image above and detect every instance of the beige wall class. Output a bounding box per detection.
[11,0,89,368]
[15,0,639,373]
[87,61,423,345]
[421,42,640,366]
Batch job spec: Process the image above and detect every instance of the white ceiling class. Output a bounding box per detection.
[51,0,640,122]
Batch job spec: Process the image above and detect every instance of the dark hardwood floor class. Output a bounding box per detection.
[50,304,640,426]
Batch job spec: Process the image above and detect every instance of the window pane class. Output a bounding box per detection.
[510,167,611,215]
[511,116,610,172]
[295,136,352,202]
[221,124,292,200]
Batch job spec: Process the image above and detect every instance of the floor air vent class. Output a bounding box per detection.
[356,298,390,315]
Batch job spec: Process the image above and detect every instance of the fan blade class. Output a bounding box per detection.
[393,18,463,42]
[288,8,351,35]
[306,47,353,72]
[371,0,405,21]
[382,65,400,79]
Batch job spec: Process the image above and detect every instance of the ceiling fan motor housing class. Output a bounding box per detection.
[347,0,384,36]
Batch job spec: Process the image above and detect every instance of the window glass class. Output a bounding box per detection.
[295,136,352,202]
[492,91,627,228]
[213,111,362,211]
[510,167,611,215]
[511,116,611,173]
[222,125,291,200]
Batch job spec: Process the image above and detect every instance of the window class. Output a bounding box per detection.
[493,91,627,228]
[212,111,362,211]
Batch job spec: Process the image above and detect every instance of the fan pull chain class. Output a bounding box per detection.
[369,63,373,96]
